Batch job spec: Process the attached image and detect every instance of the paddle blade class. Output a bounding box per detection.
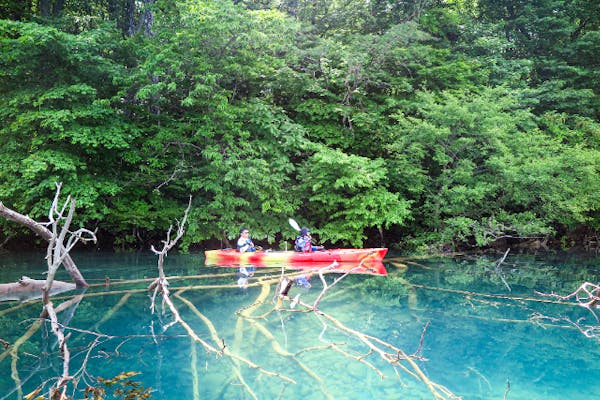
[288,218,301,232]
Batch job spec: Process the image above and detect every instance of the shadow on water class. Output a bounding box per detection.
[0,251,598,399]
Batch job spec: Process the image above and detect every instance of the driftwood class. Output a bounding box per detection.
[536,282,600,312]
[0,276,76,302]
[41,184,95,396]
[148,198,297,397]
[0,202,88,287]
[534,282,600,338]
[149,196,193,314]
[3,182,98,399]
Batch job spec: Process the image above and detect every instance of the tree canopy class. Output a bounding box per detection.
[1,0,599,251]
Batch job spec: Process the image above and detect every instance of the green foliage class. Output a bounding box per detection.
[0,20,136,227]
[300,147,411,247]
[388,87,600,249]
[276,0,431,35]
[113,2,308,244]
[475,0,600,118]
[0,0,598,251]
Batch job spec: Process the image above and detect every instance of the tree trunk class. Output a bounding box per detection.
[124,0,136,37]
[141,0,155,38]
[39,0,51,17]
[52,0,65,17]
[0,277,76,302]
[0,202,88,287]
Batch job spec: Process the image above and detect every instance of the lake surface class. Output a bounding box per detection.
[0,250,599,399]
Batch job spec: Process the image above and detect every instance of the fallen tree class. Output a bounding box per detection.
[0,183,96,400]
[0,276,75,302]
[0,199,88,287]
[40,183,96,397]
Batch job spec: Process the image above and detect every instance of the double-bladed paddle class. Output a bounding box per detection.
[288,218,301,232]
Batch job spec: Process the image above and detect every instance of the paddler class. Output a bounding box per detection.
[237,227,262,252]
[294,227,324,252]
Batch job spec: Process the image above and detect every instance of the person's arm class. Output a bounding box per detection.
[244,239,257,252]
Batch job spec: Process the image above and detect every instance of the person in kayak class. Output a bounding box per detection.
[294,227,324,252]
[237,228,261,252]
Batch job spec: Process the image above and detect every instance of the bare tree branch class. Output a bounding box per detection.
[536,282,600,311]
[0,194,91,288]
[39,182,97,395]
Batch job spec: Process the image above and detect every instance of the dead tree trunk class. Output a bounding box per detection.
[0,277,75,302]
[149,196,192,314]
[41,183,96,396]
[0,202,88,287]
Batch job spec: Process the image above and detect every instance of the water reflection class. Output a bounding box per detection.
[0,251,598,399]
[237,265,255,288]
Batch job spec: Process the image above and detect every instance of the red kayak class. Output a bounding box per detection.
[204,248,388,275]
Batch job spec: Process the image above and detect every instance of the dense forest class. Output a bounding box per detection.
[1,0,599,252]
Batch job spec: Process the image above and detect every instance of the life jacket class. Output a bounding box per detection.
[237,239,255,252]
[294,235,312,252]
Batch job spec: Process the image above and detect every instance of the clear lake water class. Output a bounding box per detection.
[0,250,599,399]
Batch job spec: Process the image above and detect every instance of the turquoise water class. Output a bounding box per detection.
[0,251,599,399]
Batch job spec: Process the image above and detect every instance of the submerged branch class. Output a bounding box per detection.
[34,182,98,397]
[535,282,600,310]
[235,259,461,399]
[175,292,296,384]
[535,282,600,335]
[494,248,512,292]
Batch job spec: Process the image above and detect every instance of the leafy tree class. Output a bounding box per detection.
[0,21,135,231]
[276,0,430,35]
[273,21,487,160]
[387,87,600,250]
[299,147,411,247]
[1,0,598,251]
[476,0,600,117]
[114,1,309,246]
